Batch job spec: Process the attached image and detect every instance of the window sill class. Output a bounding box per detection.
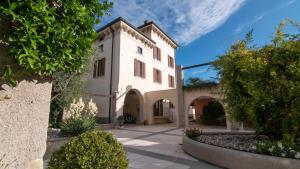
[92,76,105,79]
[134,76,146,79]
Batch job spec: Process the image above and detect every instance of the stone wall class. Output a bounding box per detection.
[0,79,52,169]
[0,48,52,169]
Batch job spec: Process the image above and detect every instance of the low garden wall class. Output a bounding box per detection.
[45,137,71,160]
[182,135,300,169]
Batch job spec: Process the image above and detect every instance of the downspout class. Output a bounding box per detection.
[108,27,115,123]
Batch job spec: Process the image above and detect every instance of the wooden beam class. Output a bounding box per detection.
[181,61,215,70]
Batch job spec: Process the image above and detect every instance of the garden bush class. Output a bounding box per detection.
[117,115,125,127]
[48,130,128,169]
[214,21,300,145]
[60,98,97,136]
[185,128,202,139]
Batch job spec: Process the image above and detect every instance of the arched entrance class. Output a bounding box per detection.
[187,96,225,126]
[123,89,143,124]
[153,99,175,124]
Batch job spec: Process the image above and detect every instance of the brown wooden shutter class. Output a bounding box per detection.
[168,75,170,87]
[134,59,137,76]
[172,76,174,87]
[142,62,146,78]
[153,47,157,59]
[153,68,156,82]
[168,56,170,67]
[97,60,101,77]
[101,58,105,76]
[171,57,174,68]
[158,70,162,83]
[93,61,97,78]
[157,48,161,61]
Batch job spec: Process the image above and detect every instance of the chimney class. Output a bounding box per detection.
[144,20,148,24]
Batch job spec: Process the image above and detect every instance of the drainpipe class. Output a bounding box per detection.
[108,27,115,123]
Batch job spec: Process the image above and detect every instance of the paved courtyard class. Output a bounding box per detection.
[109,124,223,169]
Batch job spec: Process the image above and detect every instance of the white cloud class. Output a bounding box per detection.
[234,12,266,34]
[286,0,296,6]
[191,69,208,75]
[103,0,246,45]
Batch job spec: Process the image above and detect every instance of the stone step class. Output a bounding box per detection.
[154,117,170,124]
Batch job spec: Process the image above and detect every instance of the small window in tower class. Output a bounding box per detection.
[137,46,143,55]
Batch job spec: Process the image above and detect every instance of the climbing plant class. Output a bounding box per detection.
[214,21,300,145]
[0,0,112,86]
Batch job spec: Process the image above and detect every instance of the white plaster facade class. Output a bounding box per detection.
[85,17,179,125]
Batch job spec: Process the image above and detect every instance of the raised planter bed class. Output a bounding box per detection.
[182,135,300,169]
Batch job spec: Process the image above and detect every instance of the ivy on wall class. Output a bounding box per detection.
[0,0,112,86]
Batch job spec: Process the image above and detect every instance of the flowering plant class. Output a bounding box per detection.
[254,141,300,159]
[60,97,98,136]
[64,97,98,119]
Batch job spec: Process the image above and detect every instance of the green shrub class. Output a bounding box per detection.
[214,21,300,144]
[60,117,96,136]
[201,101,226,126]
[185,128,202,139]
[48,130,128,169]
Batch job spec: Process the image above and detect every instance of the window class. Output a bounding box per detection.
[99,44,104,53]
[137,46,143,55]
[168,75,175,88]
[153,68,162,83]
[153,100,164,116]
[168,55,174,68]
[134,59,146,78]
[153,46,161,61]
[93,58,105,78]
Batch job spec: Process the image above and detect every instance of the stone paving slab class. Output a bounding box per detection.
[110,124,223,169]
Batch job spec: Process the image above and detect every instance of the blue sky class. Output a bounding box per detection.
[97,0,300,81]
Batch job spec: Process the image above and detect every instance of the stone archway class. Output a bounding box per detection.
[183,87,227,127]
[123,89,144,124]
[187,96,226,126]
[152,99,175,124]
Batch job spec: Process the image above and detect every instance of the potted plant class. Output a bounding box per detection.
[117,115,125,128]
[144,120,149,125]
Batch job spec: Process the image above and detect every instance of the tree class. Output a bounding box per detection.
[0,0,112,85]
[184,77,218,90]
[214,21,300,145]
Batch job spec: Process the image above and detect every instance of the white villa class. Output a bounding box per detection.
[85,17,229,128]
[85,17,182,125]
